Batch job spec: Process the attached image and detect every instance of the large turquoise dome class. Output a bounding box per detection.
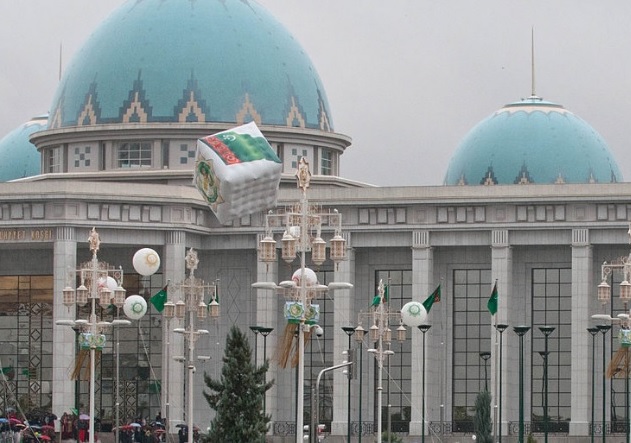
[0,116,46,181]
[444,96,622,185]
[48,0,333,131]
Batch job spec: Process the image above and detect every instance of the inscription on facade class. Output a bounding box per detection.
[0,229,54,241]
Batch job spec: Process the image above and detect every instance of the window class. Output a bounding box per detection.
[321,149,333,175]
[46,147,62,173]
[452,269,492,432]
[117,141,152,168]
[531,268,572,427]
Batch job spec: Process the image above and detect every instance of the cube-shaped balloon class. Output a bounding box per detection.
[194,122,282,224]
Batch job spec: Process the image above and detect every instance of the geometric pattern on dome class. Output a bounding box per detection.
[480,166,498,186]
[513,163,533,184]
[235,93,262,126]
[78,82,100,126]
[317,88,331,132]
[444,96,623,186]
[175,74,208,123]
[121,72,151,123]
[47,0,334,132]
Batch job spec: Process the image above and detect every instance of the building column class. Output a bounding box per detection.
[52,226,77,418]
[569,228,592,435]
[409,230,434,436]
[491,229,512,439]
[331,233,355,436]
[162,231,186,430]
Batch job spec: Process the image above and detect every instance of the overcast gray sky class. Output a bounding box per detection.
[1,1,629,186]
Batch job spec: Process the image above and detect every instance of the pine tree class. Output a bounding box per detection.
[474,390,492,443]
[203,325,273,442]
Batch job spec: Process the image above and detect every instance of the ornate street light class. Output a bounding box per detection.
[162,248,219,443]
[253,157,350,443]
[57,228,132,443]
[258,327,274,417]
[598,324,612,443]
[354,325,366,443]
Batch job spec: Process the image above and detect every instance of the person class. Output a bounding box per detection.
[154,413,161,425]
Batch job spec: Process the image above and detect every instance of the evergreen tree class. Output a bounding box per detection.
[203,325,274,443]
[474,390,492,443]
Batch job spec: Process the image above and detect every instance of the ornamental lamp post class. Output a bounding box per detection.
[57,228,131,443]
[587,327,600,443]
[479,351,491,392]
[252,157,351,443]
[258,327,274,417]
[162,248,219,443]
[356,280,418,443]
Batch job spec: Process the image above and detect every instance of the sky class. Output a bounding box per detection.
[1,1,630,187]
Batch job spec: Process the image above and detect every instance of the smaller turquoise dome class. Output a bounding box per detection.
[444,97,622,185]
[0,116,46,181]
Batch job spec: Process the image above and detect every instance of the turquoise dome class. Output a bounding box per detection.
[0,116,46,181]
[48,0,333,131]
[444,97,622,185]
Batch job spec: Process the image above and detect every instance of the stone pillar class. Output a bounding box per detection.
[52,226,77,417]
[162,231,186,431]
[409,230,434,436]
[331,233,355,436]
[491,229,512,439]
[569,228,592,435]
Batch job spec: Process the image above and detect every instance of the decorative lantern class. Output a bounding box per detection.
[259,236,277,263]
[620,280,631,301]
[208,300,220,318]
[598,280,611,304]
[175,300,186,319]
[63,286,76,307]
[163,301,175,319]
[113,286,126,308]
[197,300,208,319]
[311,237,326,266]
[396,323,407,342]
[76,285,89,306]
[329,234,346,262]
[281,231,297,263]
[99,287,112,307]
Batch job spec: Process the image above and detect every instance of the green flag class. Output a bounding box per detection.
[0,366,13,375]
[487,282,498,315]
[370,283,388,307]
[150,285,168,312]
[422,285,441,313]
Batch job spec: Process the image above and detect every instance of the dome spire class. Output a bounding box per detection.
[530,26,538,99]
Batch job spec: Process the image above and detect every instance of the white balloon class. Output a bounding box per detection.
[98,276,119,291]
[400,301,428,327]
[292,267,317,286]
[123,295,147,320]
[133,248,161,276]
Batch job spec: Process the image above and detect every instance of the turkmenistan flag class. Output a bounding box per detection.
[487,281,498,315]
[370,284,389,307]
[150,285,168,312]
[0,366,13,375]
[422,285,441,313]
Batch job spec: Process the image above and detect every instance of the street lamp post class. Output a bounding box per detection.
[250,326,261,365]
[596,251,631,443]
[418,325,431,443]
[58,228,130,443]
[354,325,365,443]
[253,157,349,443]
[342,326,356,443]
[513,326,531,443]
[258,327,273,418]
[354,280,412,443]
[538,326,555,443]
[163,249,219,443]
[479,352,491,392]
[588,327,600,443]
[598,324,612,443]
[495,323,508,443]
